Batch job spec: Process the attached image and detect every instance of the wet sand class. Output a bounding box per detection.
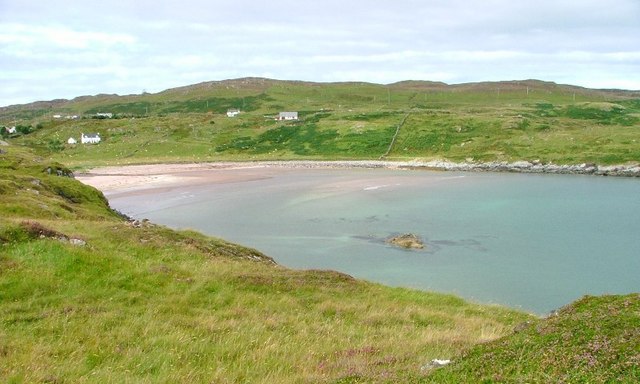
[76,162,276,195]
[75,161,413,196]
[76,158,640,197]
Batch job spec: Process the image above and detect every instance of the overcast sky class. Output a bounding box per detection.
[1,0,639,106]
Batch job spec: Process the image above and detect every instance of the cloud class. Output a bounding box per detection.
[0,23,136,50]
[0,0,639,106]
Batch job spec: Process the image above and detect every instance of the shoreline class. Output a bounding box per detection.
[76,159,640,193]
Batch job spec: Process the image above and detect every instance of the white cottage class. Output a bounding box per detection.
[81,133,101,144]
[67,137,77,145]
[277,111,298,121]
[226,108,240,117]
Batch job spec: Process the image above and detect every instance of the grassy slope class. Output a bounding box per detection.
[2,78,639,168]
[1,149,531,383]
[424,294,640,383]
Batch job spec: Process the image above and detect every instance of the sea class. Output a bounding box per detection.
[106,167,640,314]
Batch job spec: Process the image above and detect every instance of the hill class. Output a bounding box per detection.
[1,78,639,168]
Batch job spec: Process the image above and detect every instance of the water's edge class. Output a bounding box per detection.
[169,159,640,177]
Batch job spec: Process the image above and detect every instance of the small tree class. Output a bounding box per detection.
[16,125,33,134]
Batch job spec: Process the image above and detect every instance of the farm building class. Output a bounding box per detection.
[277,111,298,121]
[81,133,101,144]
[227,108,240,117]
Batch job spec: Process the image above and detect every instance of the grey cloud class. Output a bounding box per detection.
[0,0,638,105]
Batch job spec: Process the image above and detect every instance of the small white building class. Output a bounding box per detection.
[53,114,62,119]
[67,137,77,145]
[96,112,113,119]
[226,108,240,117]
[277,111,298,121]
[81,133,101,144]
[6,126,16,134]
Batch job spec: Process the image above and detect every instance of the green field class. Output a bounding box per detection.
[2,78,639,168]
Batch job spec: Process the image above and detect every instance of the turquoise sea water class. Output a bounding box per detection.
[108,168,640,314]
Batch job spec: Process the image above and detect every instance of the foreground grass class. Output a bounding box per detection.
[0,149,531,382]
[424,294,640,383]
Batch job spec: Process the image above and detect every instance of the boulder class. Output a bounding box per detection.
[386,233,425,249]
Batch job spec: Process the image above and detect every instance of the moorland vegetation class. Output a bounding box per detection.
[2,78,639,168]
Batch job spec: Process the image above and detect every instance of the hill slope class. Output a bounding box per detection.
[424,294,640,383]
[2,78,639,168]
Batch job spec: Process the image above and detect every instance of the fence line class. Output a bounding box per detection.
[380,112,410,159]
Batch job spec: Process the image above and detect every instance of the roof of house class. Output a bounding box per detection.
[82,133,101,138]
[278,111,298,117]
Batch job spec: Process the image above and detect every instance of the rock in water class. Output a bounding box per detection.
[386,233,425,249]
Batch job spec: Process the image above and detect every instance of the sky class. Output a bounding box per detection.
[1,0,639,106]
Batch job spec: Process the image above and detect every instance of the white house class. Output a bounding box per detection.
[81,133,101,144]
[95,112,113,119]
[227,108,240,117]
[67,137,77,145]
[6,126,16,134]
[53,114,62,119]
[277,111,298,121]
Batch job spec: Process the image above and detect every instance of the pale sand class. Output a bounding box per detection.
[74,160,414,194]
[75,159,639,195]
[75,162,279,195]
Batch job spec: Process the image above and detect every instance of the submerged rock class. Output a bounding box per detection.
[386,233,425,249]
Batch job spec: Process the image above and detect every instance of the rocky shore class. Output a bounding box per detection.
[216,159,640,177]
[402,160,640,177]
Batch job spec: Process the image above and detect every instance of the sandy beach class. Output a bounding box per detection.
[74,160,413,194]
[76,162,292,194]
[76,159,640,196]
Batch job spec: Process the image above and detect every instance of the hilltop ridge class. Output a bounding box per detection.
[2,77,639,111]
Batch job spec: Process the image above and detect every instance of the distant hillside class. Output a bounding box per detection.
[2,77,639,167]
[2,78,638,115]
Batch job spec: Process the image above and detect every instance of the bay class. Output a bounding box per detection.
[106,168,640,314]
